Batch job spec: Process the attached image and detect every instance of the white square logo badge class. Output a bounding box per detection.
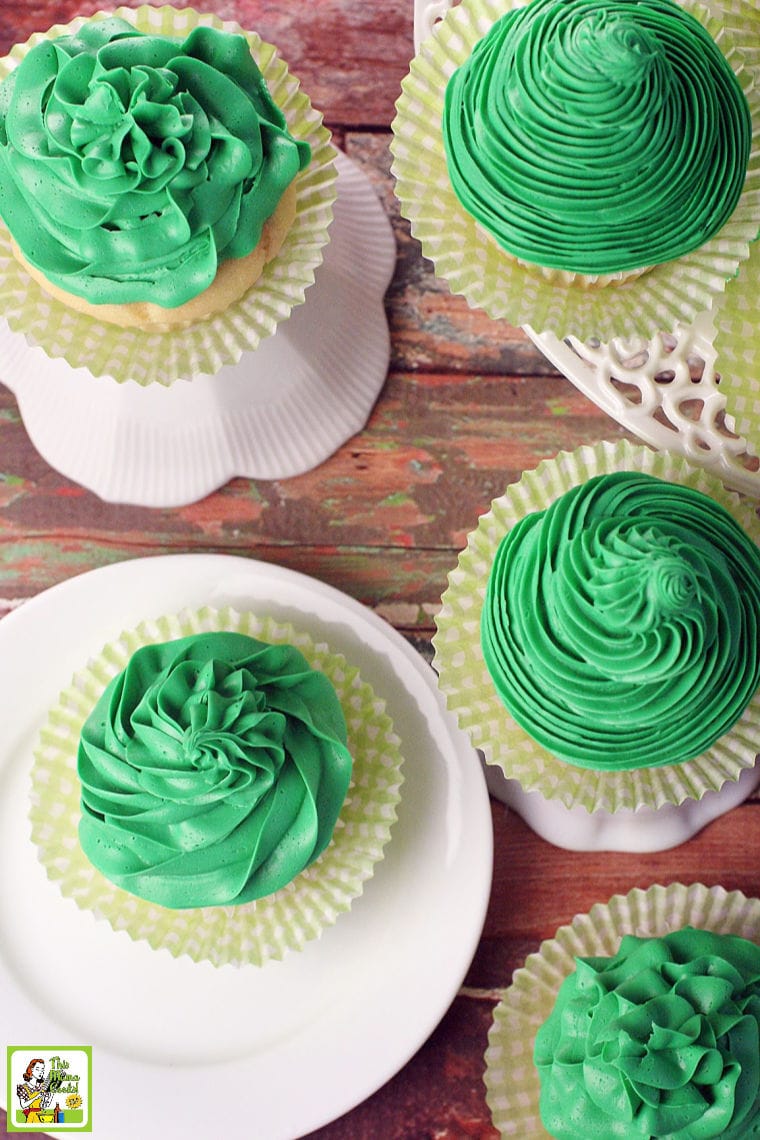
[6,1047,92,1132]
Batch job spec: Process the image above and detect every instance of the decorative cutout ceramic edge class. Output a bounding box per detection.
[526,313,760,501]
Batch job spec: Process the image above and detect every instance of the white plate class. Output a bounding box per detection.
[0,151,396,506]
[0,555,493,1140]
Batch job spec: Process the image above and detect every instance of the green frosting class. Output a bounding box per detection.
[481,472,760,769]
[0,18,311,307]
[77,631,352,909]
[535,928,760,1139]
[442,0,751,274]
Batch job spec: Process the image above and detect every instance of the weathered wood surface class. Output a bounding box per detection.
[1,3,758,1139]
[0,0,415,129]
[0,372,626,627]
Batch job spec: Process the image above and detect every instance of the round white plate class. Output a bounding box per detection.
[0,151,396,507]
[0,555,493,1140]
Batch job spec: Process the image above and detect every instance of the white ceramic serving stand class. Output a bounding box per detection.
[414,0,760,850]
[0,151,396,507]
[524,312,760,498]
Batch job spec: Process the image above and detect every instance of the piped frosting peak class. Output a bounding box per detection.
[443,0,751,274]
[480,471,760,769]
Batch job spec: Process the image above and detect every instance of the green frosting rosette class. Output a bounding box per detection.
[535,927,760,1139]
[0,18,311,309]
[433,440,760,813]
[392,0,760,341]
[30,607,404,966]
[0,7,337,385]
[484,884,760,1139]
[481,471,760,770]
[442,0,751,276]
[77,631,352,909]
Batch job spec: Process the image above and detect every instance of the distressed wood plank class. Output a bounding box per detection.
[0,371,629,623]
[486,802,760,945]
[0,375,627,547]
[0,0,414,128]
[344,131,555,377]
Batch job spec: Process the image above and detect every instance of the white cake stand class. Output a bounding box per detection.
[525,314,760,498]
[0,151,396,507]
[414,0,760,850]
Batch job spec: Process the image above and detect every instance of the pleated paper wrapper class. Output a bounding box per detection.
[391,0,760,343]
[715,230,760,457]
[30,607,404,967]
[0,6,337,386]
[432,439,760,815]
[485,882,760,1137]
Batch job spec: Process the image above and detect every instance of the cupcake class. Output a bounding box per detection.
[433,441,760,850]
[0,7,337,385]
[392,0,760,341]
[76,629,353,909]
[0,17,311,331]
[31,607,404,965]
[485,883,760,1139]
[535,926,760,1138]
[441,0,751,284]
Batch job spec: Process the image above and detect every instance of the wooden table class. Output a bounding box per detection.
[1,3,758,1138]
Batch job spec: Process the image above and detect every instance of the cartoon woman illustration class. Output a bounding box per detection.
[16,1058,53,1123]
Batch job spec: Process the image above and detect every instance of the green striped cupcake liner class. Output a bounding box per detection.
[485,883,760,1137]
[30,606,404,967]
[0,6,337,386]
[391,0,760,343]
[433,439,760,815]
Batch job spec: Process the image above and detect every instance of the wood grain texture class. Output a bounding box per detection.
[0,0,414,128]
[0,371,628,622]
[0,3,756,1139]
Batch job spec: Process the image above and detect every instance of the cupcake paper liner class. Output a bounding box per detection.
[433,439,760,814]
[714,227,760,456]
[30,606,404,967]
[485,882,760,1138]
[0,6,337,386]
[391,0,760,343]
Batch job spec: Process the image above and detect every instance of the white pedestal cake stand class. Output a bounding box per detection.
[414,0,760,850]
[0,151,396,508]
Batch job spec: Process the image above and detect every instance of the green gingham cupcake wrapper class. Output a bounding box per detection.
[714,227,760,456]
[391,0,760,343]
[0,6,337,387]
[484,882,760,1138]
[433,439,760,814]
[30,606,404,967]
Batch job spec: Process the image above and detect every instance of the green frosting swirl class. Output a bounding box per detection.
[481,472,760,769]
[535,928,760,1139]
[0,18,311,307]
[77,631,352,909]
[442,0,751,274]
